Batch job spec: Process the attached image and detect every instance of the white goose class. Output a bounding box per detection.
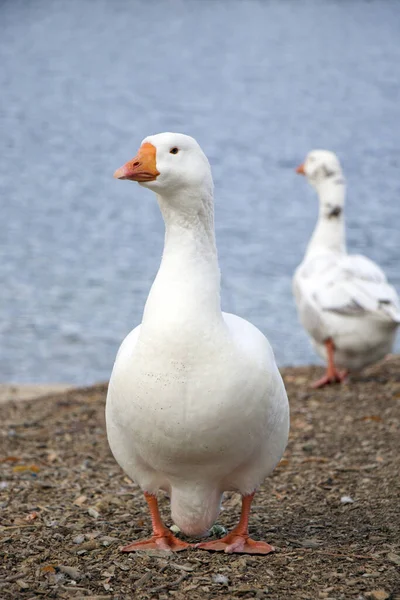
[293,150,400,388]
[106,133,289,554]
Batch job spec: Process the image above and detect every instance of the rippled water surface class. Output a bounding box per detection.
[1,0,399,383]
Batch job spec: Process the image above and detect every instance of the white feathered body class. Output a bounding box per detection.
[106,313,288,535]
[294,250,400,370]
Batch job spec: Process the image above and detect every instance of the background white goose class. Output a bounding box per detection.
[106,133,289,554]
[293,150,400,388]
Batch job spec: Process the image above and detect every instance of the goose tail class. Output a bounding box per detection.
[170,483,222,537]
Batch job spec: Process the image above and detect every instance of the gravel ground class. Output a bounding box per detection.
[1,359,399,600]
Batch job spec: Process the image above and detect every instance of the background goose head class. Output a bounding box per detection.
[296,150,346,219]
[296,150,344,189]
[114,132,213,213]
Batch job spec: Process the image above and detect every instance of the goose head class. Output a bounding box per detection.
[296,150,344,190]
[296,150,346,218]
[114,133,213,211]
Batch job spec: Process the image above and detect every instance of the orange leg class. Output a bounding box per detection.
[312,339,348,389]
[196,493,274,555]
[120,492,190,553]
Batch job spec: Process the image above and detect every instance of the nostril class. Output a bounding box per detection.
[132,161,140,167]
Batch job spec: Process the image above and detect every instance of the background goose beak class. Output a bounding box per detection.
[296,163,306,175]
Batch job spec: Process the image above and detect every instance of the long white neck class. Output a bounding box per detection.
[305,178,347,259]
[141,186,223,337]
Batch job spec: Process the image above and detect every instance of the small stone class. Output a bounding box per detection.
[213,574,229,585]
[76,539,98,553]
[100,536,119,546]
[209,524,227,537]
[88,507,100,519]
[387,552,400,566]
[340,495,354,504]
[16,580,29,590]
[58,565,83,581]
[302,442,315,452]
[74,495,87,507]
[72,534,85,544]
[169,524,181,534]
[94,499,109,513]
[231,557,248,570]
[367,590,390,600]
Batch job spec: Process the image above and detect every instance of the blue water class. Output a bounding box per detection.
[1,0,399,383]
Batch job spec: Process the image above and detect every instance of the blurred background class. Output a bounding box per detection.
[1,0,399,384]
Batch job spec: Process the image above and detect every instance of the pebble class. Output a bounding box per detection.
[73,495,87,507]
[340,495,354,504]
[88,507,100,519]
[58,565,83,581]
[100,536,119,546]
[367,590,390,600]
[209,524,227,536]
[169,524,181,534]
[386,552,400,566]
[75,539,98,553]
[72,534,85,544]
[213,574,229,585]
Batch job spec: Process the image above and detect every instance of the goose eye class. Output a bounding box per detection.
[170,147,179,155]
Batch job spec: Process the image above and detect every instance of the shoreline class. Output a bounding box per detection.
[0,383,75,405]
[0,354,397,405]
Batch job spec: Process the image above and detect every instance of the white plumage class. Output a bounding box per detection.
[294,150,400,384]
[106,133,289,553]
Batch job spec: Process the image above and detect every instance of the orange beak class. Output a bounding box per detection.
[114,142,160,182]
[296,163,306,175]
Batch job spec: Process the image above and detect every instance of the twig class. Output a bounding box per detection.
[290,548,378,560]
[314,550,377,560]
[149,573,188,593]
[157,559,195,573]
[134,571,152,588]
[0,573,26,584]
[0,525,38,530]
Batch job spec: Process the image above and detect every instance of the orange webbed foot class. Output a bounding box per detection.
[121,529,190,553]
[312,369,348,389]
[196,533,274,555]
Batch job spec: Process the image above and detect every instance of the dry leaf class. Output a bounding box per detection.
[25,511,39,521]
[41,565,56,574]
[0,456,20,463]
[73,495,87,506]
[13,464,40,474]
